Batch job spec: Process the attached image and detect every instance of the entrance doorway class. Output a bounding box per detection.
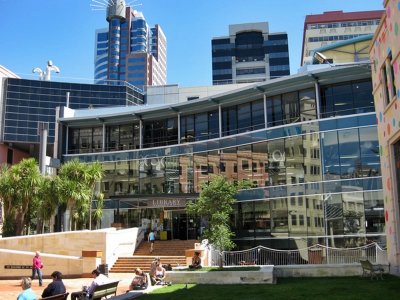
[169,210,198,240]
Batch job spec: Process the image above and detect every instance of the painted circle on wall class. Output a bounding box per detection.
[387,177,391,191]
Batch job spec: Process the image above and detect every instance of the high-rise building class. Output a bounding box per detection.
[212,22,290,85]
[94,0,167,90]
[301,10,383,65]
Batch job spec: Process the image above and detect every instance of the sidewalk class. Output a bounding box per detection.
[0,273,136,299]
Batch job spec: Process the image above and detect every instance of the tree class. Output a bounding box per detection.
[187,175,246,268]
[0,159,42,236]
[55,160,103,230]
[36,176,59,233]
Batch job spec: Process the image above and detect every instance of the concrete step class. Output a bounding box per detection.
[110,240,198,274]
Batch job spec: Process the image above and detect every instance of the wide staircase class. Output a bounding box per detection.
[110,240,198,273]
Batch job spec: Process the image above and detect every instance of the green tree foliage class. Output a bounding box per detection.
[55,160,103,230]
[0,159,42,236]
[36,176,60,233]
[187,175,247,267]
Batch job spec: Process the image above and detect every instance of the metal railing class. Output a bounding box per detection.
[210,243,387,267]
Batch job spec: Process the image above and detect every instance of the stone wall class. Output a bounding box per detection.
[0,227,139,278]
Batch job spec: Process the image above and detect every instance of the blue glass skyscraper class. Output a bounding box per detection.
[95,1,167,90]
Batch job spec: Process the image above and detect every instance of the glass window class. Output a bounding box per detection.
[282,92,299,124]
[238,103,251,133]
[79,128,92,153]
[92,127,103,152]
[194,152,208,192]
[251,99,265,130]
[195,113,208,141]
[252,142,269,188]
[299,89,316,121]
[364,191,384,234]
[325,194,344,239]
[238,145,252,182]
[285,136,304,190]
[119,124,134,150]
[321,131,340,180]
[338,129,360,179]
[343,192,365,235]
[208,110,219,139]
[352,81,374,113]
[271,198,288,233]
[221,147,238,182]
[359,127,380,177]
[266,95,283,127]
[222,107,237,136]
[268,139,286,186]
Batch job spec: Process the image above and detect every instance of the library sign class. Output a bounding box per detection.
[151,199,186,208]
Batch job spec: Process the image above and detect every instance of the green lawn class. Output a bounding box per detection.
[147,276,400,300]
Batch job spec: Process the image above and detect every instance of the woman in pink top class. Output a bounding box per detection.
[32,250,43,286]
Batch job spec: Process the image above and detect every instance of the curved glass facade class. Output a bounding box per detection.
[61,69,384,249]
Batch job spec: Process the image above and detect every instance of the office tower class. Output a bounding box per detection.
[94,0,167,90]
[212,22,290,85]
[301,10,383,65]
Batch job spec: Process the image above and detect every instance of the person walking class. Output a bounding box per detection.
[32,250,43,286]
[148,230,156,253]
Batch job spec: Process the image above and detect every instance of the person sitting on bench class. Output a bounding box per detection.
[71,269,108,300]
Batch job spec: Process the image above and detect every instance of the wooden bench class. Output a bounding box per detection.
[360,259,384,280]
[40,292,69,300]
[91,281,120,300]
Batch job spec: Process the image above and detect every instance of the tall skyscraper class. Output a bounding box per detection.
[211,22,290,85]
[301,10,383,66]
[94,1,167,90]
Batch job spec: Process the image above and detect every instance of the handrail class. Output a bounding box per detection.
[210,242,387,267]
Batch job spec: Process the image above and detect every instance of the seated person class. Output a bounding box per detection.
[41,271,66,298]
[189,251,202,269]
[154,263,167,285]
[18,277,37,300]
[149,257,160,286]
[71,269,109,300]
[129,268,148,290]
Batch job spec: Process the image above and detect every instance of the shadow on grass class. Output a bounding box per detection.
[146,275,400,300]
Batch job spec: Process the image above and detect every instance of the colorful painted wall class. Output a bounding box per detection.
[370,0,400,274]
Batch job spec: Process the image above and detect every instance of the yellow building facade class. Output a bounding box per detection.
[370,0,400,274]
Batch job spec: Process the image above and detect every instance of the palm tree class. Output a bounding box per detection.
[56,160,103,230]
[0,159,42,236]
[36,176,59,233]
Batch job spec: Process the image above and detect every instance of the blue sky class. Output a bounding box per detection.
[0,0,383,87]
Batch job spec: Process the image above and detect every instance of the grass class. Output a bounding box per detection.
[147,275,400,300]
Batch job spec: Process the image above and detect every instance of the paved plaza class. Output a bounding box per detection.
[0,273,137,299]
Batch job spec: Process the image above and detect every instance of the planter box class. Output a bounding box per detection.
[167,266,275,284]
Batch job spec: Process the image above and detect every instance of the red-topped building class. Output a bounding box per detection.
[301,10,383,65]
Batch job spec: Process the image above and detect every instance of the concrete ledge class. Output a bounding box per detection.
[275,264,390,277]
[167,265,275,284]
[110,291,143,299]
